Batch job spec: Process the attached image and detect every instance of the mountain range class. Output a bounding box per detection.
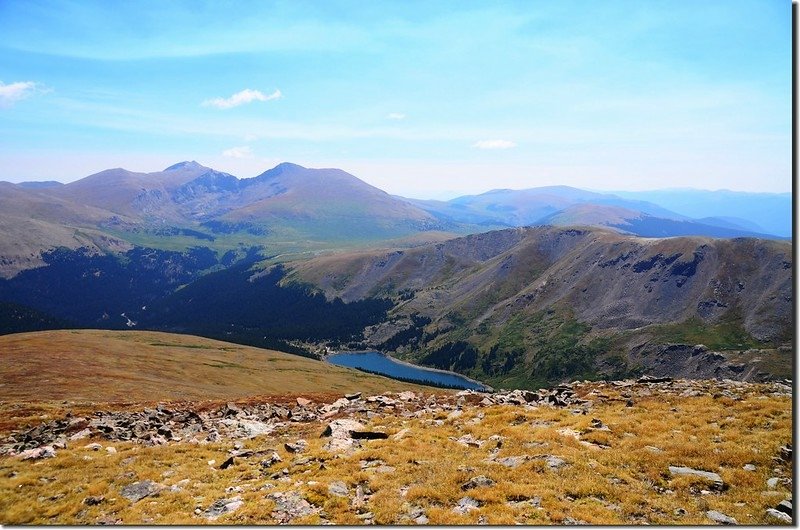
[0,161,790,279]
[0,161,792,388]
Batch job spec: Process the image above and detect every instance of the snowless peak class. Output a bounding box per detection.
[252,162,308,181]
[272,162,306,172]
[164,161,203,171]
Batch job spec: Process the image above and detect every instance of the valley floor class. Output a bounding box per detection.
[0,378,792,525]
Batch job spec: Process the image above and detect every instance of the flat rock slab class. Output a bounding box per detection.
[765,508,792,524]
[204,496,244,520]
[121,480,162,502]
[706,510,737,525]
[321,419,365,439]
[268,491,318,523]
[495,456,527,468]
[669,466,725,490]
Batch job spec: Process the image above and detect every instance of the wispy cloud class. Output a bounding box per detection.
[386,112,406,120]
[473,139,517,149]
[203,89,282,110]
[222,145,253,158]
[0,81,40,107]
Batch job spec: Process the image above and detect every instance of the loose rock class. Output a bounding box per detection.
[706,510,737,525]
[120,480,162,503]
[462,475,495,490]
[453,496,481,514]
[203,496,243,520]
[669,466,725,491]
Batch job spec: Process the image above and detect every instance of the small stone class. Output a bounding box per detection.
[706,510,737,525]
[776,500,792,517]
[296,397,312,407]
[105,447,117,454]
[766,508,792,524]
[743,464,756,472]
[69,428,92,441]
[767,477,781,489]
[447,409,463,420]
[204,496,244,520]
[84,443,103,451]
[19,446,56,460]
[453,496,481,514]
[120,480,161,503]
[461,475,495,490]
[668,466,725,491]
[285,440,308,453]
[83,495,105,506]
[260,452,282,469]
[219,456,235,469]
[328,481,349,497]
[398,391,417,401]
[345,392,362,400]
[267,491,318,522]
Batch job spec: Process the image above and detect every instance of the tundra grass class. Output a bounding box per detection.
[0,386,790,525]
[0,330,431,430]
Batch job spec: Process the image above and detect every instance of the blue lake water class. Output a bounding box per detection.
[327,351,488,391]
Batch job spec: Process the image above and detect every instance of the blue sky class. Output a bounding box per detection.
[0,0,791,198]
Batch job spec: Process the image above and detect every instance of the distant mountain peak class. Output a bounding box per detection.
[164,161,204,171]
[272,162,306,172]
[250,162,308,182]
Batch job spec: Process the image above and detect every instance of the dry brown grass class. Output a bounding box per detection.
[0,383,791,525]
[0,329,432,431]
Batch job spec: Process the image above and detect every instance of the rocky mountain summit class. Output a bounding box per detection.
[0,378,792,525]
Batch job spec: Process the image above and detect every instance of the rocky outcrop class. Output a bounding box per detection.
[2,378,791,458]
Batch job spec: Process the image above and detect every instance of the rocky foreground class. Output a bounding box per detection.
[0,377,793,525]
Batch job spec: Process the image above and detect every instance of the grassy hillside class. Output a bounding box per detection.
[288,226,793,388]
[0,330,428,405]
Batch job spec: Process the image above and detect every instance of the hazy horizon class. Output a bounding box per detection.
[0,0,791,196]
[2,158,793,202]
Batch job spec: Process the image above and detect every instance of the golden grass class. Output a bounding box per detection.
[0,330,432,403]
[0,329,433,431]
[0,382,791,525]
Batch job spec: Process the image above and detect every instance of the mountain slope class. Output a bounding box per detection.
[288,226,793,387]
[0,329,429,403]
[0,162,459,278]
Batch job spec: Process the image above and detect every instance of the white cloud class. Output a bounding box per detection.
[0,81,39,107]
[387,112,406,120]
[473,139,517,150]
[203,88,282,110]
[222,145,253,158]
